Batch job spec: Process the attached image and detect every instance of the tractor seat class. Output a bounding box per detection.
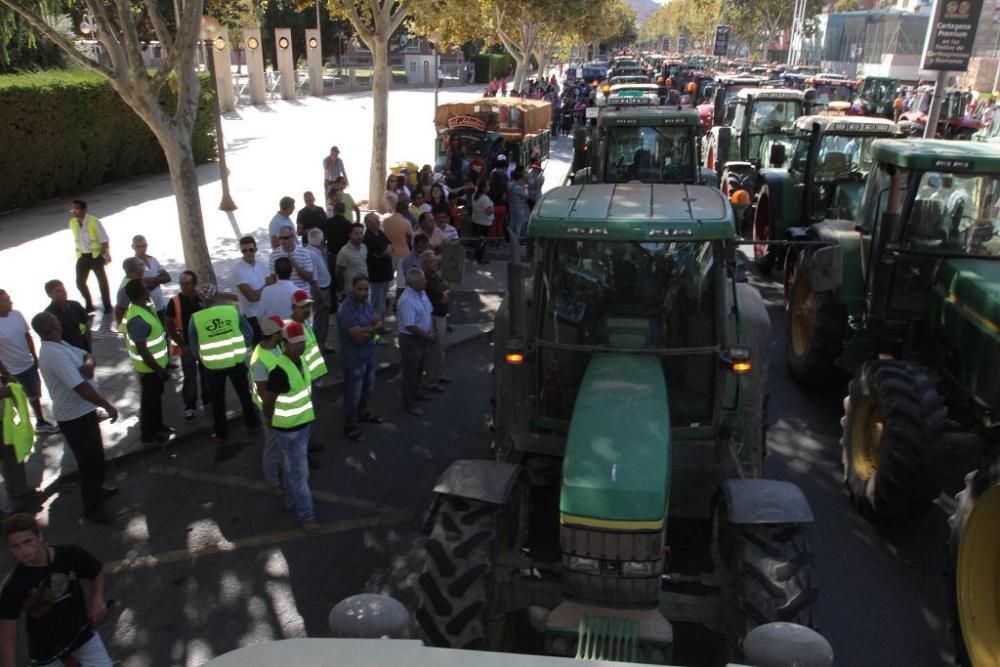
[816,151,851,182]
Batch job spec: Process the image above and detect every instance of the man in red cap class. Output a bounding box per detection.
[261,321,319,533]
[289,289,328,388]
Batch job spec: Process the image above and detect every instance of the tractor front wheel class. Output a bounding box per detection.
[948,452,1000,666]
[841,361,947,520]
[785,252,846,387]
[712,502,818,657]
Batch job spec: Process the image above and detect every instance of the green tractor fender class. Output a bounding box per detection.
[789,220,865,314]
[755,169,800,245]
[721,479,814,524]
[431,459,522,507]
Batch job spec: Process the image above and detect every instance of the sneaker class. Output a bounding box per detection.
[34,421,59,434]
[95,408,110,422]
[183,409,196,422]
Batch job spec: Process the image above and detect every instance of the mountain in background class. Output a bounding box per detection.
[627,0,662,25]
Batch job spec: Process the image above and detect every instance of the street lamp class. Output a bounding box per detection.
[429,30,442,112]
[200,16,237,211]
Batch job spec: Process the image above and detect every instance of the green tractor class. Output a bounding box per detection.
[782,139,1000,665]
[416,183,818,664]
[570,105,715,187]
[750,115,901,275]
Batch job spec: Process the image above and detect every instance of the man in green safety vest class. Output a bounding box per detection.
[0,380,38,515]
[250,316,286,496]
[68,200,112,316]
[188,285,259,446]
[288,289,329,385]
[123,279,173,446]
[261,321,319,533]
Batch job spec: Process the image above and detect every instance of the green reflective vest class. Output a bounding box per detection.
[124,304,169,373]
[271,355,314,429]
[69,215,102,258]
[302,322,328,379]
[2,382,34,463]
[250,343,282,409]
[193,305,248,370]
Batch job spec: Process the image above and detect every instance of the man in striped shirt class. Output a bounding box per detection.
[396,268,435,416]
[269,227,316,292]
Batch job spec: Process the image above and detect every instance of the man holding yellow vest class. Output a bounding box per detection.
[261,321,319,533]
[123,279,172,445]
[188,287,258,444]
[0,380,37,516]
[69,200,112,316]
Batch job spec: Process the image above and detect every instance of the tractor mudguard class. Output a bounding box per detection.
[722,479,815,524]
[432,459,521,506]
[757,170,797,242]
[803,220,865,314]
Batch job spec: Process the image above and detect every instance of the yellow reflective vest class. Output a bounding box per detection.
[124,304,169,373]
[270,356,314,429]
[193,305,248,370]
[302,322,327,379]
[69,215,102,258]
[2,382,34,463]
[250,343,282,409]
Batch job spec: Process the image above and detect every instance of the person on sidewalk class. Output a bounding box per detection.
[0,381,38,516]
[233,235,276,344]
[397,268,435,416]
[421,251,452,393]
[43,280,91,353]
[470,180,495,265]
[0,514,113,666]
[122,279,172,446]
[296,191,329,247]
[323,146,348,192]
[269,196,296,250]
[362,212,393,323]
[335,224,368,307]
[288,290,329,389]
[68,200,112,316]
[258,257,298,322]
[0,290,58,435]
[261,321,320,533]
[269,225,315,292]
[113,257,147,330]
[304,229,333,355]
[337,275,384,441]
[164,271,209,422]
[382,193,414,295]
[130,235,171,317]
[31,312,119,524]
[328,177,361,223]
[187,287,258,445]
[250,316,286,496]
[415,212,445,253]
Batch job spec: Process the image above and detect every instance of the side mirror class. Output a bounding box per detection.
[804,87,817,104]
[769,143,787,167]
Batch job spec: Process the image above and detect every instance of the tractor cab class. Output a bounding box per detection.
[805,76,857,112]
[849,76,905,118]
[898,87,981,139]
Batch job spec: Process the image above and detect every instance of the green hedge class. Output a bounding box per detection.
[0,69,216,212]
[472,54,515,84]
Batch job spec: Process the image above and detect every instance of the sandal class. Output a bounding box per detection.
[358,412,384,424]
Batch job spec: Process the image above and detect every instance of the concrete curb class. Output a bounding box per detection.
[49,324,494,487]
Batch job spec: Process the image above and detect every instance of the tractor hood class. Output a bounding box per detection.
[560,354,671,529]
[932,259,1000,411]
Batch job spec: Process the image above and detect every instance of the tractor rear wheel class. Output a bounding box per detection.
[841,361,947,520]
[785,252,846,387]
[948,452,1000,666]
[712,503,818,656]
[416,491,525,650]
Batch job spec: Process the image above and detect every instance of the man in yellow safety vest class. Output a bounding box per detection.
[0,381,38,515]
[250,316,286,495]
[68,200,112,316]
[188,285,258,446]
[123,279,173,445]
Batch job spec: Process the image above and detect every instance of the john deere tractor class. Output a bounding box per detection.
[782,140,1000,665]
[416,183,818,664]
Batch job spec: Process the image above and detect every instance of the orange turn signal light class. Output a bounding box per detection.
[506,353,525,365]
[730,189,751,206]
[732,361,752,374]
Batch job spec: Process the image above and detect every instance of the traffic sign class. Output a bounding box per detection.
[920,0,985,70]
[713,25,730,56]
[678,34,688,53]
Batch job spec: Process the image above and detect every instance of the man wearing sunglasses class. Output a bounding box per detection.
[233,236,275,344]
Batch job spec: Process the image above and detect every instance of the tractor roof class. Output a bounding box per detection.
[873,139,1000,173]
[736,88,805,102]
[793,115,900,135]
[596,106,702,127]
[529,184,734,241]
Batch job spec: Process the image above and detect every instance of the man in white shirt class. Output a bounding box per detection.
[305,229,333,352]
[69,200,112,315]
[32,311,119,524]
[269,227,315,292]
[396,268,435,415]
[268,196,296,249]
[0,290,58,433]
[257,257,299,322]
[131,235,171,316]
[232,235,275,342]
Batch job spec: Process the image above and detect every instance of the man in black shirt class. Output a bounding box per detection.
[326,203,354,278]
[362,212,394,322]
[0,514,110,666]
[296,191,330,247]
[43,280,91,352]
[164,270,209,422]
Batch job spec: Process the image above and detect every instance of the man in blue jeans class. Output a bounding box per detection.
[336,275,384,441]
[260,322,319,533]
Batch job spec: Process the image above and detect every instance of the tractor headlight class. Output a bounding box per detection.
[567,556,600,574]
[622,561,656,577]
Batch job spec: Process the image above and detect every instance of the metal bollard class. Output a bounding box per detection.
[328,593,411,639]
[742,622,834,667]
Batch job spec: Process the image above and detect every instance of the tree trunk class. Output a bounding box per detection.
[159,129,216,286]
[368,38,390,209]
[512,55,529,93]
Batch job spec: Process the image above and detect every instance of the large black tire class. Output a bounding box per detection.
[785,251,847,388]
[841,361,947,520]
[713,505,818,654]
[947,452,1000,666]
